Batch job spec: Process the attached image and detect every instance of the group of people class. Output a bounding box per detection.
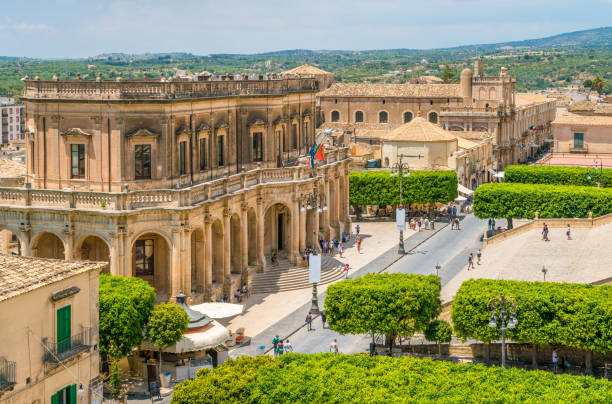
[233,284,249,302]
[467,250,482,270]
[272,335,294,357]
[409,217,434,231]
[487,218,497,230]
[552,349,572,373]
[319,237,345,257]
[542,223,550,241]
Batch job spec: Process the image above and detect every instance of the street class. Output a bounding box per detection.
[288,214,493,354]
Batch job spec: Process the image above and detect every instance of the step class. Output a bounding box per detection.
[251,271,345,294]
[250,267,343,284]
[251,273,344,289]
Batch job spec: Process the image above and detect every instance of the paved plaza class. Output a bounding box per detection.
[441,222,612,302]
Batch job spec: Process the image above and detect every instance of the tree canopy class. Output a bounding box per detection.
[504,165,612,187]
[99,274,156,358]
[146,302,190,350]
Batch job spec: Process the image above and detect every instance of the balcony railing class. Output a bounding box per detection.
[0,147,350,211]
[43,327,91,364]
[0,358,16,392]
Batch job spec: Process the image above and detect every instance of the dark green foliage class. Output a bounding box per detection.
[99,274,156,358]
[325,274,442,342]
[349,171,458,206]
[440,65,457,83]
[424,319,453,345]
[146,302,189,349]
[452,279,612,353]
[109,360,122,399]
[170,354,612,404]
[473,183,612,219]
[505,165,612,187]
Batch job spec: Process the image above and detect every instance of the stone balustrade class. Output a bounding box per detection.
[22,77,318,101]
[0,147,350,212]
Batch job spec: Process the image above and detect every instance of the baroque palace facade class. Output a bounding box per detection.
[0,74,351,302]
[318,60,556,171]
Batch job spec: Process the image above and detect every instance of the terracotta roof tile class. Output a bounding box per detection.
[282,64,332,76]
[0,254,105,302]
[319,83,462,98]
[553,112,612,126]
[381,116,457,142]
[0,158,25,178]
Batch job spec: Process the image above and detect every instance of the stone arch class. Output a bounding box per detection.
[211,219,224,285]
[331,110,340,122]
[31,231,65,260]
[479,87,486,99]
[263,202,291,257]
[489,87,497,99]
[428,112,438,124]
[190,227,205,295]
[403,111,413,123]
[230,213,242,274]
[449,125,464,131]
[338,175,347,221]
[247,208,257,266]
[75,234,111,272]
[131,231,171,299]
[354,110,364,123]
[378,110,388,123]
[0,226,25,256]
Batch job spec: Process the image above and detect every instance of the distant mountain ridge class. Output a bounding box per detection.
[471,26,612,49]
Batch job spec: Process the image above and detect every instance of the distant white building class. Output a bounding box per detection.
[1,98,25,149]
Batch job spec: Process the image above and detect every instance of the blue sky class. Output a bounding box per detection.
[1,0,610,58]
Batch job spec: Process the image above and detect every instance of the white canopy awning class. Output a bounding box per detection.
[530,143,539,148]
[455,195,467,202]
[457,183,474,196]
[488,168,496,175]
[494,171,505,178]
[544,139,555,143]
[141,320,230,354]
[191,302,244,319]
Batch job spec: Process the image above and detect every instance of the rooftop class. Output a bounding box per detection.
[381,114,457,142]
[282,64,332,76]
[0,255,105,302]
[553,111,612,126]
[515,93,550,107]
[0,158,25,178]
[318,82,462,98]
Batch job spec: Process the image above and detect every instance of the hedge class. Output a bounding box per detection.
[451,279,612,353]
[473,182,612,219]
[325,274,441,346]
[170,354,612,404]
[505,165,612,187]
[349,170,458,206]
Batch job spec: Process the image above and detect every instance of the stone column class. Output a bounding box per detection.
[290,197,300,264]
[161,116,169,182]
[170,225,182,301]
[241,203,249,273]
[256,196,265,271]
[322,176,331,238]
[298,197,306,255]
[204,216,213,301]
[314,189,321,248]
[64,233,74,261]
[109,236,121,276]
[182,227,192,300]
[223,209,232,295]
[343,168,352,234]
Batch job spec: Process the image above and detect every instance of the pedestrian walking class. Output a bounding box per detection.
[357,236,362,253]
[424,217,430,230]
[566,224,571,240]
[330,339,339,354]
[338,242,344,258]
[321,310,327,328]
[417,219,422,232]
[477,249,482,265]
[452,205,457,218]
[492,218,496,229]
[488,218,492,230]
[305,313,313,331]
[355,224,360,236]
[450,216,454,230]
[343,264,349,279]
[552,349,559,373]
[455,218,460,230]
[277,340,285,356]
[431,219,435,230]
[272,335,281,358]
[284,339,293,353]
[543,223,550,241]
[467,253,474,270]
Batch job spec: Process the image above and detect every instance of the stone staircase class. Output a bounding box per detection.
[249,256,345,294]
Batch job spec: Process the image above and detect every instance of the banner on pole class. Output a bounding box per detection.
[309,253,321,283]
[396,208,406,231]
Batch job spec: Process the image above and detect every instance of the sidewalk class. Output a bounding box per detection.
[230,220,448,358]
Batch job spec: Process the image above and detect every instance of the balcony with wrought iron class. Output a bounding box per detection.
[43,327,92,364]
[0,358,16,392]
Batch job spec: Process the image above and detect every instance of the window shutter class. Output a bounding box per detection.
[69,384,77,404]
[57,305,72,354]
[51,392,59,404]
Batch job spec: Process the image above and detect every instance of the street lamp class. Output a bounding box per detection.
[488,294,518,368]
[587,159,603,187]
[391,153,422,254]
[541,265,548,282]
[307,165,325,315]
[435,262,441,277]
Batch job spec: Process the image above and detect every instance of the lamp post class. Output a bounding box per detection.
[488,294,518,368]
[391,153,422,254]
[306,164,328,315]
[541,265,547,282]
[435,262,441,277]
[587,159,603,187]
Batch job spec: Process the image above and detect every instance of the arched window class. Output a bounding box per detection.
[355,111,364,123]
[403,111,413,123]
[331,110,340,122]
[489,87,497,99]
[479,87,486,99]
[428,112,438,124]
[379,111,388,123]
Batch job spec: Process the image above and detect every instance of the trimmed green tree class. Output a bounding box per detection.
[504,165,612,188]
[324,273,442,350]
[146,302,190,376]
[349,170,458,206]
[424,320,453,355]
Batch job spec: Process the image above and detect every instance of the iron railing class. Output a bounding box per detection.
[0,358,16,391]
[43,327,92,363]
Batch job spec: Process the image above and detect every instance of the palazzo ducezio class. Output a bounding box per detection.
[0,74,351,302]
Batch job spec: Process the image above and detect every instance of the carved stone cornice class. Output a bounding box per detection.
[50,115,63,122]
[240,202,249,211]
[248,118,266,128]
[197,122,211,133]
[90,116,103,125]
[215,120,229,129]
[126,128,159,139]
[223,208,232,217]
[60,128,92,138]
[176,126,192,136]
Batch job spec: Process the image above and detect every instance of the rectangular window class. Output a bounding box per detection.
[52,384,76,404]
[70,144,85,179]
[573,132,584,148]
[199,138,207,170]
[282,130,287,152]
[292,124,297,150]
[217,136,224,166]
[303,122,309,146]
[179,141,187,175]
[135,239,154,276]
[253,132,263,162]
[134,144,151,179]
[57,305,71,354]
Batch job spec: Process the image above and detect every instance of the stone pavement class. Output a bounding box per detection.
[229,220,448,358]
[441,221,612,302]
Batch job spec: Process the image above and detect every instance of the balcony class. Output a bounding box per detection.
[0,358,16,392]
[570,145,588,153]
[43,327,92,364]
